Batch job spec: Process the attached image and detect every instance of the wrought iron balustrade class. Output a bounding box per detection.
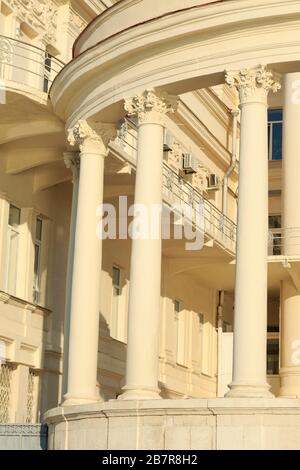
[268,228,300,257]
[115,119,237,251]
[0,35,64,94]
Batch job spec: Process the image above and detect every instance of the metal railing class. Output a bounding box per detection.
[115,119,237,251]
[268,228,300,257]
[0,35,64,93]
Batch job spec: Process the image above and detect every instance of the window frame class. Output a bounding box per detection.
[110,264,126,342]
[174,299,187,367]
[268,109,283,161]
[33,217,43,304]
[5,204,21,295]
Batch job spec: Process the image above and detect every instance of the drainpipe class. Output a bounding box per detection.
[217,290,225,397]
[222,109,239,217]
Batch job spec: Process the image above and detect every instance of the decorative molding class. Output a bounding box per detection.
[167,141,182,172]
[63,151,80,180]
[0,424,48,436]
[5,0,58,45]
[125,89,178,126]
[225,65,281,105]
[67,120,117,155]
[69,8,88,33]
[0,37,13,65]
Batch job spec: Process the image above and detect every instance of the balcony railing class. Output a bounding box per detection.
[0,35,64,94]
[268,228,300,257]
[115,119,237,252]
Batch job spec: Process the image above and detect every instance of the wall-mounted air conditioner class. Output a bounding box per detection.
[182,153,198,174]
[207,174,220,191]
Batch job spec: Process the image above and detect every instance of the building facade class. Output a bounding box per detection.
[1,0,300,450]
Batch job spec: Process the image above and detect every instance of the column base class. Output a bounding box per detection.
[62,393,100,407]
[226,382,274,398]
[118,387,162,401]
[279,368,300,398]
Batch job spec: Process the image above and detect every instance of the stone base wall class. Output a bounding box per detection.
[45,398,300,450]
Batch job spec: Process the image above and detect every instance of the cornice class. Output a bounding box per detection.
[51,0,300,130]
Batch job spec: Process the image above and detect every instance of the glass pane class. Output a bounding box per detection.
[269,215,282,229]
[36,219,42,241]
[8,205,20,227]
[272,122,283,160]
[7,230,19,295]
[268,109,283,122]
[112,267,120,287]
[34,244,40,277]
[267,340,279,375]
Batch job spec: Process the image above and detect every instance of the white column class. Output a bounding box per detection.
[119,89,177,400]
[61,151,80,401]
[63,120,116,406]
[280,72,300,397]
[225,66,280,398]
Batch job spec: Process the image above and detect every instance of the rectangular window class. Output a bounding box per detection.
[26,369,39,424]
[6,204,21,295]
[268,109,283,161]
[269,215,282,256]
[33,218,43,304]
[175,300,186,366]
[43,52,52,93]
[111,266,122,340]
[0,364,12,423]
[267,339,279,375]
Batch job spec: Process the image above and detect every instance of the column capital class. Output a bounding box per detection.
[225,65,281,105]
[64,151,80,181]
[125,89,178,126]
[67,120,117,155]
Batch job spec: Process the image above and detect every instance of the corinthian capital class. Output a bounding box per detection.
[225,65,281,105]
[67,120,117,155]
[125,89,178,125]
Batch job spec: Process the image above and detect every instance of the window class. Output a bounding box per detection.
[33,218,43,304]
[26,369,39,424]
[269,215,282,256]
[267,339,279,375]
[6,204,21,295]
[268,109,283,161]
[43,52,52,93]
[111,266,122,340]
[175,300,186,366]
[0,364,12,423]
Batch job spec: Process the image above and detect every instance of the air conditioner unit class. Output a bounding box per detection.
[207,174,220,191]
[182,153,198,174]
[163,129,174,152]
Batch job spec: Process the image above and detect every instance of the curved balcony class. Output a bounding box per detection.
[0,35,64,94]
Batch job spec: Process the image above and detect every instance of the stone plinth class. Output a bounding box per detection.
[45,398,300,450]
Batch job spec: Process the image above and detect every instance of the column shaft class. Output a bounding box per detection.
[225,66,280,397]
[61,152,80,400]
[63,121,115,406]
[119,90,177,400]
[280,72,300,397]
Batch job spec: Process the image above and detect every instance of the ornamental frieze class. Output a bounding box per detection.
[4,0,58,44]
